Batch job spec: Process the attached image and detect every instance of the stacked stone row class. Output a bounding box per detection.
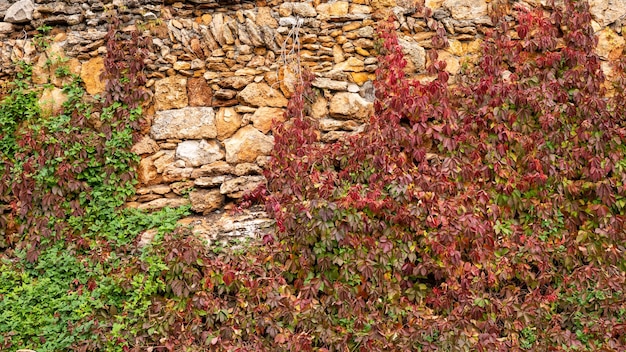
[1,0,625,215]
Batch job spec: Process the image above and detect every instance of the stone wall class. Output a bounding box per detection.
[1,0,625,218]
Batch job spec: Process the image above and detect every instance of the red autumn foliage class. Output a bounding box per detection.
[27,1,625,350]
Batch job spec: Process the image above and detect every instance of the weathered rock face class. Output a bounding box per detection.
[80,57,105,96]
[238,83,288,107]
[187,77,213,107]
[589,0,626,26]
[329,92,374,121]
[596,27,625,60]
[220,175,266,198]
[154,76,188,111]
[190,189,224,214]
[224,125,274,164]
[38,87,67,116]
[132,136,160,156]
[4,0,34,23]
[251,107,285,134]
[443,0,491,25]
[176,140,224,167]
[151,107,217,140]
[215,107,242,140]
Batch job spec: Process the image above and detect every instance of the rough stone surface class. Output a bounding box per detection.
[191,161,233,178]
[132,136,160,155]
[152,107,217,140]
[190,189,224,214]
[4,0,34,23]
[0,22,14,34]
[313,77,349,91]
[596,27,625,60]
[154,76,188,111]
[443,0,490,25]
[185,206,274,247]
[187,77,213,107]
[38,87,67,116]
[589,0,626,26]
[311,96,329,119]
[332,57,365,72]
[176,140,224,167]
[224,125,274,164]
[220,176,266,198]
[238,83,288,107]
[251,107,285,134]
[398,37,426,72]
[329,92,374,120]
[138,198,190,211]
[215,107,242,140]
[80,57,105,95]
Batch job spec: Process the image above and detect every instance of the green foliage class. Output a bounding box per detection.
[0,21,190,352]
[1,1,625,351]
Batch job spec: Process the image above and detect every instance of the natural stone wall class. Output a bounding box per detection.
[1,0,625,222]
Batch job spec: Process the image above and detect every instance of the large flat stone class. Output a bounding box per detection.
[151,107,217,140]
[154,75,188,111]
[238,83,288,107]
[224,125,274,164]
[176,140,224,167]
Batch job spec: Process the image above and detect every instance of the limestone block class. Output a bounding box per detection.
[224,125,274,164]
[590,0,626,26]
[238,83,288,107]
[596,27,625,60]
[195,175,231,188]
[279,64,298,98]
[310,95,329,119]
[187,77,213,107]
[0,22,14,34]
[4,0,34,23]
[329,92,374,121]
[285,2,317,17]
[131,136,160,155]
[80,57,105,95]
[398,37,426,72]
[220,176,266,198]
[329,1,350,16]
[38,87,67,116]
[425,0,444,9]
[138,198,190,211]
[154,76,188,111]
[332,57,365,72]
[137,185,171,195]
[443,0,490,25]
[138,158,158,185]
[176,140,224,167]
[163,162,194,182]
[151,107,217,140]
[256,7,278,28]
[313,77,349,91]
[350,4,372,14]
[371,0,396,9]
[216,107,243,140]
[234,163,263,176]
[251,107,286,134]
[153,151,176,173]
[190,189,224,214]
[190,161,234,178]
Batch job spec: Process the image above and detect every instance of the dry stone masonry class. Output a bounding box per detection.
[1,0,626,239]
